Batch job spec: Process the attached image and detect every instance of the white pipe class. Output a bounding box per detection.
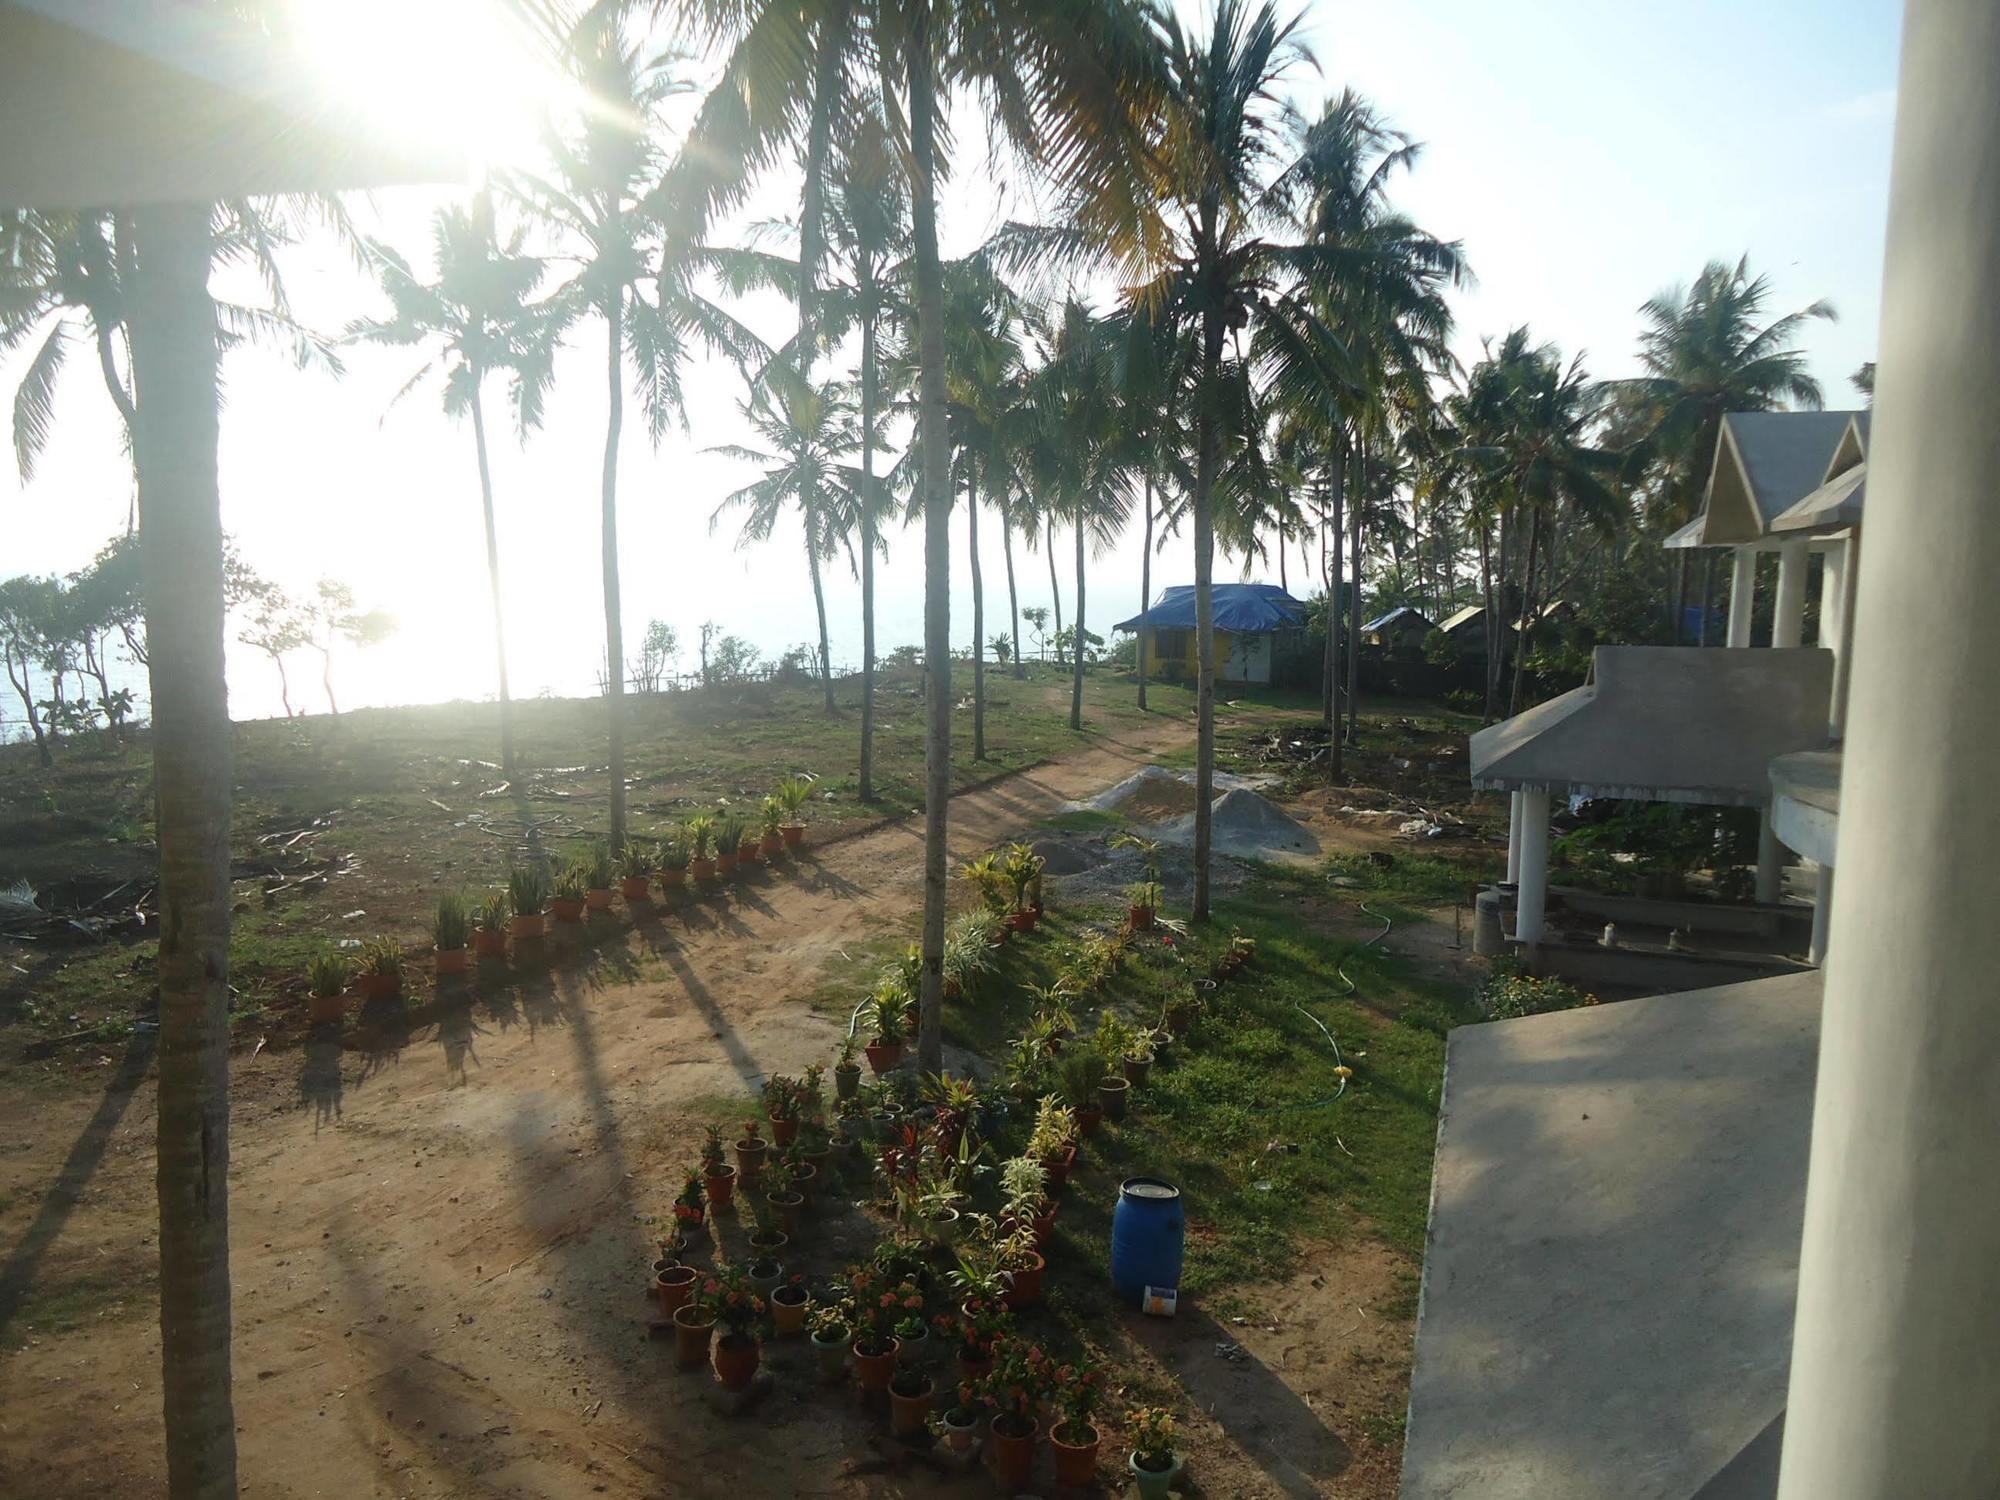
[1727,546,1757,647]
[1829,535,1861,737]
[1513,789,1551,945]
[1506,790,1523,884]
[1807,863,1833,966]
[1779,4,2000,1490]
[1773,539,1808,648]
[1756,807,1784,905]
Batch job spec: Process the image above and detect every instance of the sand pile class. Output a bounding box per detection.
[1070,765,1319,863]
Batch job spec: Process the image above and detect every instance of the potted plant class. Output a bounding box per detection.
[700,1124,736,1207]
[1126,878,1162,931]
[655,835,690,893]
[762,1157,804,1236]
[980,1338,1052,1489]
[1127,1405,1184,1498]
[1028,1097,1079,1189]
[1113,833,1165,929]
[1055,1049,1109,1136]
[432,892,471,976]
[1099,1069,1131,1120]
[736,821,762,870]
[714,817,744,879]
[507,866,548,940]
[775,774,810,848]
[474,891,510,958]
[672,1170,706,1238]
[1000,843,1046,931]
[1049,1355,1106,1486]
[770,1272,810,1337]
[306,950,348,1025]
[865,983,908,1074]
[941,912,996,1001]
[654,1258,698,1317]
[931,1384,984,1457]
[998,1219,1047,1309]
[734,1117,768,1181]
[700,1262,766,1391]
[618,840,655,902]
[580,843,616,912]
[889,1361,935,1439]
[846,1265,902,1393]
[671,1296,716,1371]
[684,814,718,884]
[758,795,785,857]
[834,1034,863,1102]
[808,1294,853,1384]
[1124,1033,1156,1088]
[549,861,588,923]
[747,1249,785,1299]
[945,1229,1012,1379]
[356,936,404,1001]
[763,1074,803,1146]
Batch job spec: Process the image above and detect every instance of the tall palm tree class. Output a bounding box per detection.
[1115,310,1189,712]
[708,366,860,685]
[519,10,762,851]
[347,195,550,774]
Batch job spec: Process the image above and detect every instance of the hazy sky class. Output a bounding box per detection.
[1,0,1902,726]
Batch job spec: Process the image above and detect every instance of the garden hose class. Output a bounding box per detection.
[1285,899,1394,1113]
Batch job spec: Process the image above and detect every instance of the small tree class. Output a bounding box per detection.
[633,619,678,692]
[0,574,63,765]
[235,580,310,719]
[1022,605,1050,663]
[302,579,395,716]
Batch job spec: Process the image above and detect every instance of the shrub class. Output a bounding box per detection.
[1481,960,1598,1020]
[433,892,470,950]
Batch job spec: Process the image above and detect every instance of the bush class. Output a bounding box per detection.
[1480,960,1598,1020]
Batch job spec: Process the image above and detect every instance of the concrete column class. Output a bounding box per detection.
[1816,544,1845,650]
[1829,536,1861,736]
[1506,791,1523,884]
[1726,545,1757,647]
[1755,807,1783,904]
[1807,863,1833,965]
[1513,789,1550,945]
[1778,6,2000,1494]
[1772,538,1808,647]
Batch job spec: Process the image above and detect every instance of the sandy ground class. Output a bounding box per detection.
[0,714,1431,1498]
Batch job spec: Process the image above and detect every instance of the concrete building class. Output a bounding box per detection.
[1116,583,1306,685]
[1408,7,2000,1497]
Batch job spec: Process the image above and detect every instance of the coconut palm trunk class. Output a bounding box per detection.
[1191,303,1224,924]
[1345,459,1362,746]
[468,386,517,773]
[1137,475,1151,710]
[1002,501,1024,681]
[130,200,238,1500]
[859,310,880,801]
[1070,516,1088,730]
[1046,514,1064,662]
[600,294,628,853]
[1509,507,1542,717]
[906,16,951,1075]
[969,463,986,759]
[806,500,835,707]
[1325,469,1343,782]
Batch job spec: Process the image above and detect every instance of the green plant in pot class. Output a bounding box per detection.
[1127,1405,1184,1497]
[549,860,589,922]
[306,949,349,1025]
[865,982,908,1074]
[758,794,785,856]
[763,1073,805,1145]
[655,835,691,893]
[433,892,471,975]
[808,1292,855,1383]
[618,839,655,901]
[941,911,996,1000]
[980,1337,1053,1488]
[713,816,745,877]
[1125,878,1163,930]
[683,813,718,881]
[1055,1048,1109,1135]
[931,1380,987,1455]
[356,935,404,1001]
[834,1033,862,1102]
[775,774,810,847]
[1049,1353,1107,1486]
[507,865,549,939]
[698,1260,767,1391]
[578,842,616,910]
[1000,842,1046,928]
[734,820,763,868]
[475,890,510,957]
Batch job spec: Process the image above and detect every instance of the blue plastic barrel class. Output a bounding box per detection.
[1110,1177,1185,1305]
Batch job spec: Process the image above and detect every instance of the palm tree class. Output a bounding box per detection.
[519,10,763,851]
[347,194,549,773]
[1115,311,1189,712]
[708,366,860,686]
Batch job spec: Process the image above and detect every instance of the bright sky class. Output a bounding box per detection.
[0,0,1902,727]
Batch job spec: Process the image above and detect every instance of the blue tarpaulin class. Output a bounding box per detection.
[1114,584,1307,634]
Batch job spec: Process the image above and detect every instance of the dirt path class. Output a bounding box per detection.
[1,715,1228,1498]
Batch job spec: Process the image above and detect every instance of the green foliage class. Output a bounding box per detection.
[478,890,510,932]
[507,865,548,917]
[306,950,349,998]
[357,935,403,977]
[551,861,590,904]
[432,892,470,950]
[580,841,616,891]
[1480,960,1598,1020]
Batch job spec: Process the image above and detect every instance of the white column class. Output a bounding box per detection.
[1506,791,1523,884]
[1807,863,1833,965]
[1779,6,2000,1493]
[1755,807,1784,904]
[1816,544,1845,650]
[1513,789,1550,945]
[1772,538,1808,647]
[1829,536,1861,736]
[1726,545,1757,647]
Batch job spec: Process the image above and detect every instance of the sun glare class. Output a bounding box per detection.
[295,0,572,174]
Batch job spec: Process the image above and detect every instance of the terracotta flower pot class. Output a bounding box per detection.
[792,1160,820,1201]
[620,876,651,902]
[510,912,544,940]
[956,1347,993,1388]
[738,844,761,868]
[852,1336,900,1393]
[702,1164,736,1207]
[717,851,738,878]
[780,823,805,849]
[585,888,614,912]
[550,897,584,924]
[748,1230,789,1262]
[1004,1251,1046,1309]
[660,867,687,892]
[1042,1148,1074,1192]
[712,1331,760,1391]
[690,857,717,883]
[672,1306,716,1370]
[1078,1104,1104,1137]
[434,945,469,976]
[771,1285,809,1337]
[766,1189,803,1236]
[654,1265,697,1318]
[473,928,507,959]
[889,1371,934,1437]
[1006,908,1038,933]
[308,989,347,1025]
[1052,1423,1101,1486]
[734,1138,768,1178]
[834,1062,861,1101]
[1130,905,1156,930]
[760,831,783,857]
[1124,1054,1152,1087]
[1032,1201,1060,1250]
[356,971,401,1002]
[989,1415,1038,1488]
[770,1117,799,1148]
[865,1041,904,1075]
[1099,1075,1130,1120]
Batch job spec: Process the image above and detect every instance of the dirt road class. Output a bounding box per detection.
[2,716,1221,1498]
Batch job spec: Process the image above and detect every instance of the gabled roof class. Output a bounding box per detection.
[1364,606,1433,634]
[1438,604,1486,634]
[1688,411,1862,547]
[1114,584,1306,634]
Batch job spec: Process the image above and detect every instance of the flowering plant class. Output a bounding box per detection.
[673,1171,704,1224]
[1049,1354,1105,1440]
[808,1288,854,1342]
[699,1124,727,1173]
[979,1337,1053,1429]
[1129,1405,1178,1469]
[697,1262,766,1339]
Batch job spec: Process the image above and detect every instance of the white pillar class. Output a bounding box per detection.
[1778,6,2000,1493]
[1829,536,1861,737]
[1755,807,1784,904]
[1772,538,1808,647]
[1807,863,1833,965]
[1726,545,1757,647]
[1513,789,1550,945]
[1506,791,1523,884]
[1816,544,1845,650]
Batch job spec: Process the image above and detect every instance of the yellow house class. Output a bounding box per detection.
[1116,584,1308,685]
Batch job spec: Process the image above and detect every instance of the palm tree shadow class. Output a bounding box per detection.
[300,1025,345,1130]
[660,945,765,1090]
[789,852,863,898]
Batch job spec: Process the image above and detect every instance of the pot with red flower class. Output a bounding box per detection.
[671,1171,706,1239]
[848,1266,913,1393]
[700,1263,767,1391]
[770,1275,810,1337]
[762,1074,804,1146]
[1048,1354,1105,1486]
[979,1338,1052,1489]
